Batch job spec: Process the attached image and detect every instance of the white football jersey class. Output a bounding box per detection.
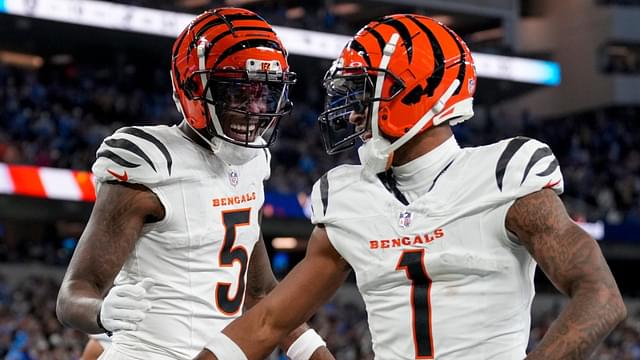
[311,137,563,360]
[92,125,270,359]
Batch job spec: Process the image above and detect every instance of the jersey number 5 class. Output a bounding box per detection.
[396,249,434,358]
[216,208,251,315]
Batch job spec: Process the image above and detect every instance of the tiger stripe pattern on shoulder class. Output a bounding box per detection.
[97,127,174,176]
[495,136,559,191]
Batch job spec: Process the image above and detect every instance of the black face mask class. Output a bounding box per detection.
[186,67,296,148]
[318,66,405,154]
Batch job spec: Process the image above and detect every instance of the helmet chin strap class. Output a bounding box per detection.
[358,32,461,176]
[182,119,262,166]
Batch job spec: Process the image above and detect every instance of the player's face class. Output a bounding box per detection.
[214,82,278,143]
[348,105,372,142]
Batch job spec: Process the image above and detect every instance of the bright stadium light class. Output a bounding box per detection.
[0,0,560,85]
[272,237,298,250]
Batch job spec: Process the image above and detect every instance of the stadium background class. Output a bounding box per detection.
[0,0,639,358]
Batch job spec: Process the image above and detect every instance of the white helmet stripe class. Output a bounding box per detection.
[370,33,399,140]
[197,41,225,142]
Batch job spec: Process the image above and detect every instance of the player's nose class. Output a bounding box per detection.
[246,99,267,114]
[348,107,366,126]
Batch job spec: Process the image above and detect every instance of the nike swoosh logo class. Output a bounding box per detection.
[107,169,129,181]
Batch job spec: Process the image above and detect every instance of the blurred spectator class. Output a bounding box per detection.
[0,276,86,359]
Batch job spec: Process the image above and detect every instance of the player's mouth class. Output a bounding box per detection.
[229,122,258,137]
[225,117,262,142]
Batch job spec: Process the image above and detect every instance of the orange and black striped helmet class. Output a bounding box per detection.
[319,14,476,154]
[171,8,296,148]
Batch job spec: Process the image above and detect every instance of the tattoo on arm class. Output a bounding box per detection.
[56,182,163,333]
[506,189,626,359]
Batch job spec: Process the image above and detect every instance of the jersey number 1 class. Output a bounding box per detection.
[396,249,434,358]
[216,208,251,315]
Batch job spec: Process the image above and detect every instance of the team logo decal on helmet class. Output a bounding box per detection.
[171,8,296,148]
[318,14,477,156]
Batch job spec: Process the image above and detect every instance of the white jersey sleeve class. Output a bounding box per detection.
[92,126,174,192]
[310,165,364,226]
[492,136,564,199]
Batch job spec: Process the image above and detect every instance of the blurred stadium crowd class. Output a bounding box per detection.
[1,61,638,224]
[0,276,639,359]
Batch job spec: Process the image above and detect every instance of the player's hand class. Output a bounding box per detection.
[99,278,155,332]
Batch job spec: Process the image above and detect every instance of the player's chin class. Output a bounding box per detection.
[226,132,258,144]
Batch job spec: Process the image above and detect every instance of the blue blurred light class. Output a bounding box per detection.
[272,252,290,274]
[541,61,562,86]
[62,237,77,250]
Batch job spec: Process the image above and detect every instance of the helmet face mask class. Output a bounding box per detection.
[319,66,405,154]
[318,14,477,155]
[196,67,295,147]
[171,8,296,149]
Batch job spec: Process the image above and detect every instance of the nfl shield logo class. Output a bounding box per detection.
[229,170,239,187]
[398,210,413,228]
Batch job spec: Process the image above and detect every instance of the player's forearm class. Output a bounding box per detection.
[224,301,298,359]
[56,279,105,334]
[245,279,332,358]
[525,285,626,359]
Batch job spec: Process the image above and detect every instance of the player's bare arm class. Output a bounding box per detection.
[194,225,350,360]
[80,337,105,360]
[506,188,626,360]
[245,233,335,360]
[56,182,164,333]
[244,234,278,309]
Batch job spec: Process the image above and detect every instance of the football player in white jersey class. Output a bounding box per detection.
[194,14,626,360]
[56,8,334,360]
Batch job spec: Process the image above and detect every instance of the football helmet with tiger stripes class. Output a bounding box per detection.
[319,14,476,163]
[171,8,296,148]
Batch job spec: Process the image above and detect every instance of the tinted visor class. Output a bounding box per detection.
[209,81,288,115]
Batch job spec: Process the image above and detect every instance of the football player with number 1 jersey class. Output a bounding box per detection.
[195,14,625,360]
[56,8,334,360]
